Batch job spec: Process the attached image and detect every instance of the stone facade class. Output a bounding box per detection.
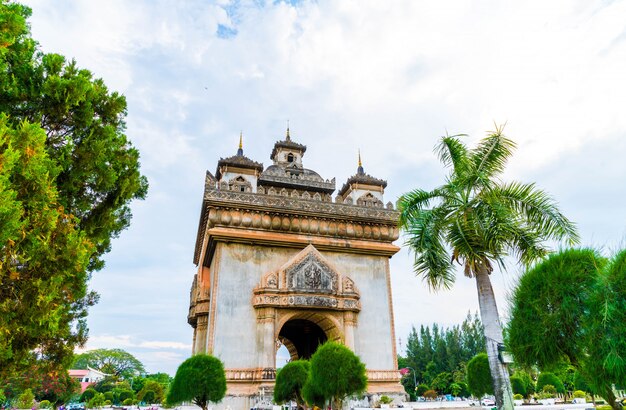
[188,130,404,408]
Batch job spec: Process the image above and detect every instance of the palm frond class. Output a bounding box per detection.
[486,182,579,245]
[403,208,455,290]
[435,134,469,175]
[470,125,516,183]
[398,188,445,226]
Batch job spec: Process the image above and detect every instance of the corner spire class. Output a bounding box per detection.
[237,131,244,156]
[357,149,364,174]
[286,120,291,142]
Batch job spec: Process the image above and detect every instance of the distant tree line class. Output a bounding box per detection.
[398,312,485,399]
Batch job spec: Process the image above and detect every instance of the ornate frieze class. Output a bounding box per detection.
[203,184,398,222]
[253,245,361,313]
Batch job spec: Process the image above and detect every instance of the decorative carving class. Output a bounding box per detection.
[266,273,278,288]
[254,245,360,312]
[287,253,336,294]
[343,277,355,293]
[203,188,399,221]
[357,192,384,208]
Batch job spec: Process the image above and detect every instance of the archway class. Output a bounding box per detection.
[278,319,328,361]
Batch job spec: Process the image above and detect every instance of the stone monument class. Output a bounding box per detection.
[187,129,404,408]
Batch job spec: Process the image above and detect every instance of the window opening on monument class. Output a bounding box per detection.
[278,319,327,360]
[287,153,294,163]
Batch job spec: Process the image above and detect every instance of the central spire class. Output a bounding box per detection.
[286,121,291,142]
[357,149,364,175]
[237,131,243,156]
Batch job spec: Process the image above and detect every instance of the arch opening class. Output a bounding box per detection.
[278,319,327,360]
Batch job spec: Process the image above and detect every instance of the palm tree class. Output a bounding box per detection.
[398,126,578,410]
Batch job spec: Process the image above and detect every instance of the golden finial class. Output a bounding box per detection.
[357,149,364,174]
[239,131,243,149]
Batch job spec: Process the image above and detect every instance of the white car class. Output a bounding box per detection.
[480,398,496,407]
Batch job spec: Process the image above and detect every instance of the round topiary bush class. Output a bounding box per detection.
[573,390,586,398]
[423,390,438,400]
[39,400,51,409]
[123,398,133,405]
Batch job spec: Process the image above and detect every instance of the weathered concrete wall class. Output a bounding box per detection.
[210,243,293,367]
[322,251,395,370]
[209,242,395,371]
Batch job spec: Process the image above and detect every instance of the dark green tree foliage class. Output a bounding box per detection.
[0,3,148,273]
[507,249,604,369]
[302,379,326,409]
[584,249,626,408]
[72,349,145,379]
[466,353,493,398]
[0,114,93,377]
[306,341,367,409]
[274,360,310,408]
[0,1,146,377]
[138,380,164,404]
[536,373,565,394]
[399,312,484,397]
[167,355,226,410]
[509,377,526,396]
[80,388,97,403]
[430,372,453,394]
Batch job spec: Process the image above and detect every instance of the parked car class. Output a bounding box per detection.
[480,398,495,407]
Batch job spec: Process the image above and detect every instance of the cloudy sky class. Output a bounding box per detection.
[22,0,626,375]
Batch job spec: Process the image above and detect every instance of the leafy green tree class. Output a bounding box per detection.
[17,389,35,409]
[72,349,145,379]
[138,380,164,404]
[80,388,97,403]
[509,377,526,397]
[507,249,603,369]
[399,128,578,410]
[305,341,367,409]
[167,355,226,410]
[0,3,148,274]
[430,372,452,394]
[116,389,134,404]
[467,353,494,399]
[583,249,626,409]
[88,393,105,409]
[507,248,626,409]
[536,373,564,394]
[274,360,310,409]
[142,390,156,404]
[0,114,93,378]
[0,1,146,377]
[302,379,326,408]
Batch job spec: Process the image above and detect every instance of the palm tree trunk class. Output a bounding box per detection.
[475,266,515,410]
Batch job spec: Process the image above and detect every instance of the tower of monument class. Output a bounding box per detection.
[188,129,403,408]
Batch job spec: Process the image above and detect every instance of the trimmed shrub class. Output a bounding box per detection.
[510,376,526,396]
[17,389,35,409]
[542,385,556,397]
[81,388,97,403]
[39,400,51,409]
[123,398,133,405]
[423,390,438,400]
[537,372,565,393]
[379,395,392,404]
[513,394,523,400]
[573,390,586,398]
